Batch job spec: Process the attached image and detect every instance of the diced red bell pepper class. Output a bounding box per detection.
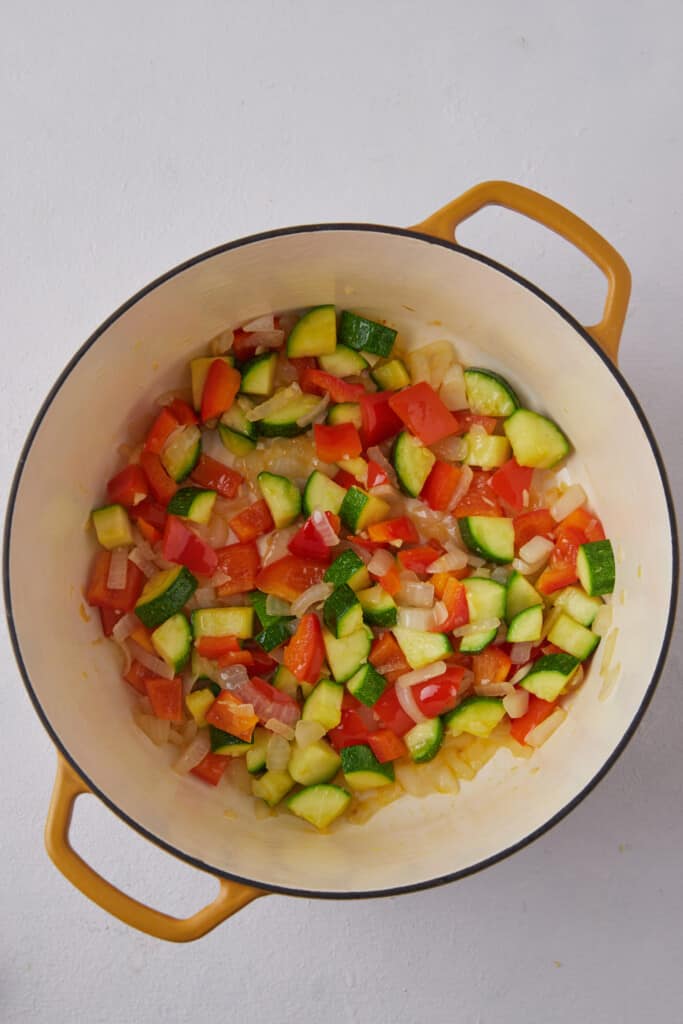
[513,508,555,550]
[314,422,363,462]
[123,659,153,695]
[334,468,357,490]
[145,676,183,722]
[191,752,230,786]
[130,497,167,543]
[359,391,404,447]
[168,397,198,425]
[472,646,511,685]
[140,450,178,504]
[85,551,145,612]
[144,407,180,454]
[421,460,462,511]
[214,540,260,597]
[284,613,325,683]
[367,459,388,488]
[490,459,534,512]
[367,729,408,763]
[229,499,274,543]
[367,516,419,544]
[232,328,261,362]
[99,606,125,637]
[453,469,502,517]
[536,562,578,595]
[244,647,279,677]
[289,356,318,383]
[217,649,255,668]
[379,564,402,597]
[106,464,149,507]
[255,555,328,603]
[397,543,442,575]
[542,643,563,656]
[191,453,243,498]
[243,677,301,726]
[412,667,465,717]
[556,506,605,543]
[451,411,498,436]
[130,624,154,652]
[300,368,366,403]
[388,382,459,445]
[509,694,557,745]
[288,517,332,562]
[373,686,414,737]
[195,635,241,658]
[201,359,241,422]
[162,515,218,576]
[369,632,409,682]
[205,691,259,742]
[328,707,375,751]
[436,576,470,631]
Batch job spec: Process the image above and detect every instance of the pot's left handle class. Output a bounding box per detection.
[45,755,265,942]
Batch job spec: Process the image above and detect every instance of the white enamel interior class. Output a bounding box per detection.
[7,228,674,895]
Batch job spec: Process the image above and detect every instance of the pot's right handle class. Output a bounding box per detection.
[410,180,631,364]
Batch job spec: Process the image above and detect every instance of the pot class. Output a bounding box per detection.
[4,181,677,941]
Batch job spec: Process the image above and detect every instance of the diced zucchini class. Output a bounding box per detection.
[185,687,216,727]
[161,424,201,481]
[249,590,282,629]
[506,605,543,643]
[323,549,371,592]
[318,345,368,377]
[286,784,351,829]
[460,576,507,653]
[551,586,603,627]
[371,359,411,391]
[239,352,278,396]
[288,739,341,786]
[219,402,257,456]
[464,432,511,470]
[339,311,397,357]
[506,570,543,621]
[218,424,257,456]
[255,620,292,652]
[135,565,198,628]
[326,402,363,429]
[357,585,397,627]
[190,356,233,411]
[577,540,615,596]
[339,486,390,532]
[272,664,299,698]
[92,504,133,549]
[392,431,436,498]
[246,727,270,774]
[209,724,254,756]
[252,770,295,806]
[256,391,325,438]
[257,471,301,528]
[151,612,192,671]
[521,652,580,701]
[458,516,514,564]
[303,470,347,516]
[547,611,600,661]
[392,627,452,669]
[323,584,363,638]
[464,368,519,417]
[286,305,337,357]
[504,409,571,469]
[444,696,506,738]
[323,625,372,682]
[191,606,254,639]
[166,487,217,524]
[299,681,315,699]
[459,629,498,655]
[346,663,387,707]
[405,718,444,763]
[337,457,368,483]
[340,744,395,790]
[302,680,344,730]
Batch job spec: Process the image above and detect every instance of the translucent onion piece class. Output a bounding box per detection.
[266,733,291,771]
[115,637,133,674]
[430,434,467,462]
[134,712,170,746]
[519,535,554,566]
[265,719,295,742]
[452,618,500,638]
[397,606,438,631]
[490,566,510,584]
[396,661,447,688]
[265,594,292,618]
[290,583,332,617]
[111,612,139,644]
[194,586,217,607]
[106,548,129,590]
[474,681,515,697]
[128,546,157,578]
[446,465,474,511]
[248,329,285,349]
[509,663,533,686]
[550,484,587,522]
[503,688,530,719]
[209,328,234,355]
[438,363,467,411]
[173,730,212,774]
[509,642,533,664]
[128,640,174,679]
[366,446,398,487]
[348,542,372,565]
[397,581,434,607]
[217,664,250,690]
[262,525,298,567]
[592,603,613,637]
[432,600,448,626]
[246,384,301,422]
[311,508,339,546]
[294,720,326,748]
[427,550,468,574]
[466,553,487,568]
[395,682,427,722]
[367,548,395,577]
[525,707,567,747]
[243,314,275,332]
[296,393,329,428]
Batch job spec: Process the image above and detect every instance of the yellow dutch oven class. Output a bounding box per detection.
[4,181,678,941]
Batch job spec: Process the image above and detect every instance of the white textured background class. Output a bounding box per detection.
[1,2,681,1021]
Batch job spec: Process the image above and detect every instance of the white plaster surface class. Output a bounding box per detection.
[1,2,681,1021]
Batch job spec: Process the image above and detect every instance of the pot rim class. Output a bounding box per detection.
[3,222,679,899]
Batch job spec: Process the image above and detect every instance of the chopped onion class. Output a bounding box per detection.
[368,548,395,577]
[366,446,398,487]
[311,508,339,546]
[296,393,329,428]
[526,707,567,747]
[466,553,487,568]
[439,363,467,411]
[128,640,174,679]
[370,484,399,499]
[447,465,474,512]
[519,535,554,566]
[135,713,170,746]
[396,661,447,688]
[129,546,157,578]
[294,719,326,748]
[266,733,291,770]
[173,730,211,774]
[399,569,419,584]
[511,557,534,575]
[550,484,587,522]
[397,606,438,631]
[262,524,298,567]
[194,586,217,607]
[503,688,530,719]
[397,581,434,607]
[250,329,285,349]
[209,571,229,588]
[395,681,427,722]
[115,637,133,674]
[347,541,372,564]
[509,642,533,664]
[111,612,139,644]
[197,512,229,549]
[243,314,275,333]
[246,384,301,422]
[430,434,468,462]
[427,549,468,574]
[265,718,295,741]
[474,681,514,697]
[452,618,500,638]
[432,600,448,626]
[290,583,333,617]
[592,603,612,637]
[265,594,292,618]
[217,664,250,690]
[106,548,129,590]
[209,328,234,354]
[491,566,509,584]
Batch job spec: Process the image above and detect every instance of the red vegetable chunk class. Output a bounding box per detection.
[389,382,459,445]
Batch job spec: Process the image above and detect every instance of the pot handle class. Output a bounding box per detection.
[45,755,265,942]
[410,180,631,363]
